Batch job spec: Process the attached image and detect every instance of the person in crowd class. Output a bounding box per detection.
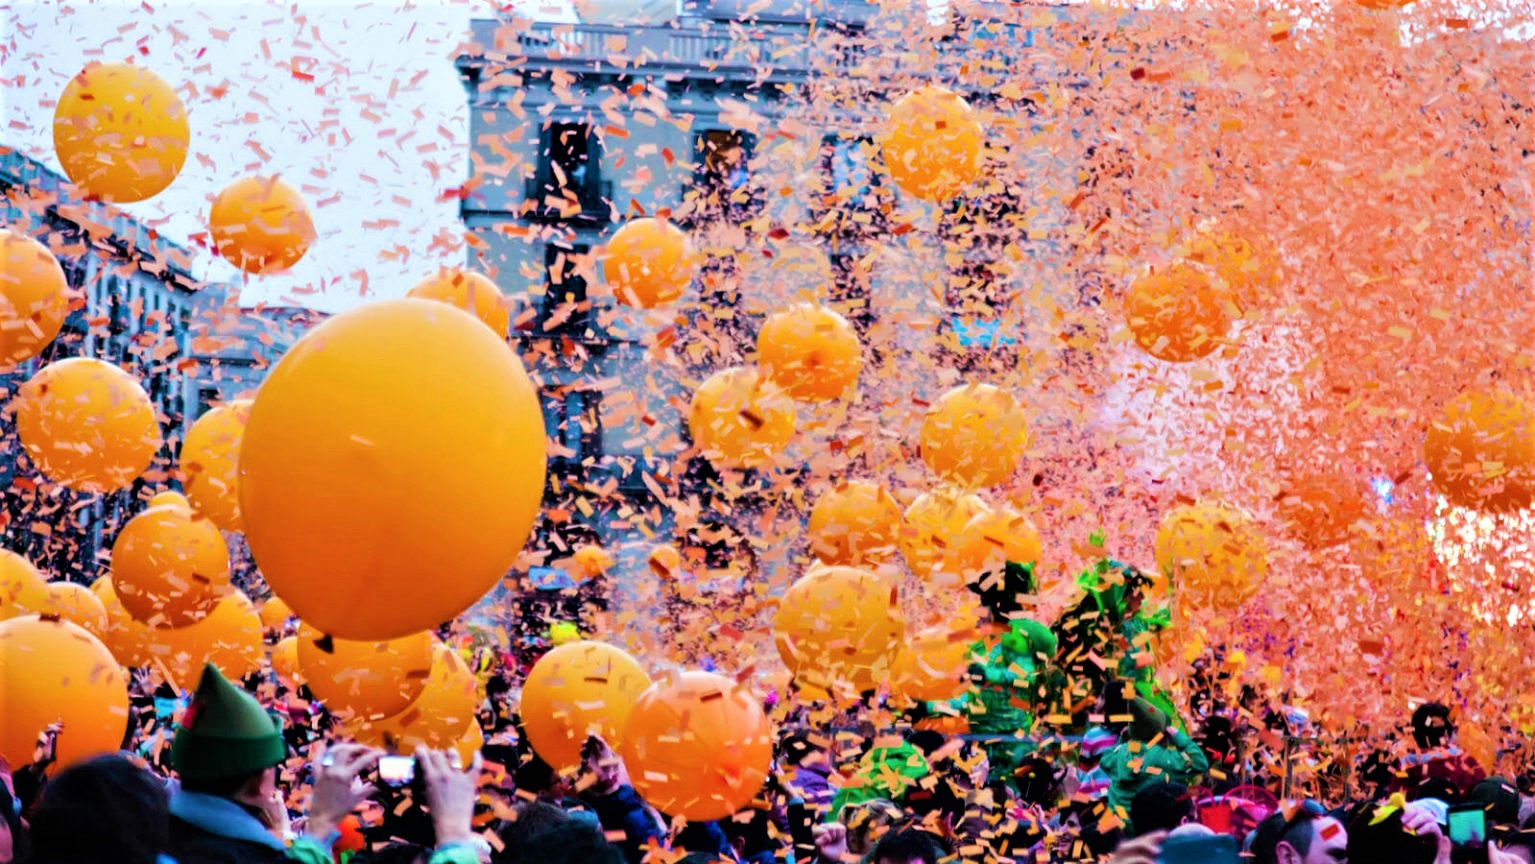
[1251,799,1349,864]
[1398,703,1487,800]
[779,731,834,811]
[864,827,948,864]
[1129,782,1193,836]
[1100,698,1210,832]
[578,737,664,864]
[512,821,624,864]
[21,755,166,864]
[492,800,570,864]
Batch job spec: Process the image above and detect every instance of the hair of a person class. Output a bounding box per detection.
[1411,702,1455,750]
[1130,781,1192,836]
[492,801,572,864]
[1252,808,1320,864]
[1347,805,1437,864]
[24,755,169,864]
[364,842,430,864]
[866,827,947,864]
[513,755,559,795]
[842,798,907,856]
[513,821,624,864]
[1013,755,1062,810]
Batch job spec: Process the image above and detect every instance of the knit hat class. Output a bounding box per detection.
[170,664,286,782]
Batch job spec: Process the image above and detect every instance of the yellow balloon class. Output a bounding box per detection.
[40,581,108,634]
[521,640,652,771]
[1154,502,1268,612]
[0,616,130,769]
[0,550,49,621]
[756,303,863,402]
[270,634,302,685]
[408,268,508,338]
[346,644,478,753]
[181,401,251,532]
[209,176,316,275]
[1424,389,1535,513]
[919,383,1029,488]
[152,590,264,687]
[16,358,161,493]
[569,544,615,581]
[891,627,975,702]
[548,621,582,646]
[1123,263,1232,363]
[773,565,904,694]
[688,366,796,470]
[258,596,293,632]
[90,576,155,667]
[111,501,231,629]
[297,623,435,719]
[0,229,71,366]
[603,217,699,308]
[52,63,189,202]
[944,507,1043,585]
[900,488,990,580]
[880,86,985,202]
[807,480,902,567]
[239,299,546,640]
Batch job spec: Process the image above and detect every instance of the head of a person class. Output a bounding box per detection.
[514,820,624,864]
[842,798,907,856]
[580,736,621,795]
[26,755,169,864]
[1411,702,1456,751]
[1346,804,1435,864]
[492,801,571,864]
[514,755,569,801]
[1130,781,1192,836]
[1253,801,1348,864]
[1469,778,1521,828]
[866,827,946,864]
[170,664,287,810]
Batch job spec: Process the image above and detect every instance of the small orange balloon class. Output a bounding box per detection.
[1124,263,1232,363]
[408,268,508,338]
[773,566,904,694]
[603,217,698,308]
[944,508,1043,584]
[919,383,1029,488]
[297,623,435,719]
[1184,227,1278,314]
[40,581,109,635]
[891,628,975,702]
[619,670,773,822]
[181,400,250,532]
[807,480,902,567]
[258,596,293,632]
[756,303,863,402]
[0,229,71,366]
[521,640,652,771]
[111,501,231,629]
[0,617,130,769]
[1424,389,1535,512]
[1155,502,1269,612]
[16,358,161,493]
[900,488,990,579]
[346,643,478,753]
[52,63,189,202]
[568,544,615,582]
[880,86,986,202]
[0,550,49,621]
[454,720,484,768]
[90,576,155,668]
[209,176,316,275]
[153,590,264,686]
[688,366,796,470]
[270,634,302,686]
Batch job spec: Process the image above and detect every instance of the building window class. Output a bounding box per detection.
[540,242,590,334]
[689,128,758,224]
[542,388,604,473]
[526,122,610,223]
[815,134,887,233]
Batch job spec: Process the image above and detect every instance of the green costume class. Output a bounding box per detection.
[829,741,930,818]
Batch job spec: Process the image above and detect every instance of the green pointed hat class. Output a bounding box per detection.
[170,663,286,782]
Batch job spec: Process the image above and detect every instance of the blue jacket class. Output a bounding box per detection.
[586,785,664,864]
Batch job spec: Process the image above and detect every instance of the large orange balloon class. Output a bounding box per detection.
[603,217,699,308]
[0,550,49,621]
[40,581,108,635]
[0,616,130,768]
[52,63,188,202]
[1155,502,1269,612]
[0,229,71,366]
[111,501,230,629]
[756,303,863,402]
[408,268,508,338]
[209,176,316,275]
[90,577,155,668]
[944,507,1043,585]
[239,299,546,640]
[688,366,796,470]
[181,401,250,532]
[153,590,264,686]
[880,86,985,202]
[919,384,1029,488]
[346,644,478,753]
[807,480,902,567]
[297,623,435,719]
[891,627,975,702]
[1424,389,1535,513]
[16,358,161,493]
[618,671,773,821]
[773,566,904,694]
[521,640,652,771]
[1124,263,1232,362]
[900,488,990,579]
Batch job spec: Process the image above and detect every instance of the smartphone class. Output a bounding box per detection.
[1448,804,1487,846]
[377,754,416,787]
[787,797,816,862]
[1157,834,1240,864]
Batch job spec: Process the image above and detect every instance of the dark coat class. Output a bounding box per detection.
[165,787,289,864]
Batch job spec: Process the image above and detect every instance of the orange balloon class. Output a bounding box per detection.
[16,358,161,493]
[148,490,190,509]
[568,544,615,581]
[209,176,316,275]
[880,86,985,202]
[944,508,1043,584]
[89,576,155,668]
[0,229,71,366]
[1155,502,1269,612]
[603,217,699,308]
[153,590,264,686]
[0,550,49,621]
[756,303,863,402]
[900,488,990,579]
[0,616,129,768]
[239,299,546,640]
[1123,263,1232,362]
[1277,473,1369,549]
[807,480,902,567]
[688,366,796,470]
[258,596,293,632]
[52,63,189,202]
[346,644,478,753]
[891,628,975,702]
[408,268,508,338]
[521,640,652,771]
[773,566,904,694]
[40,581,109,635]
[180,400,250,532]
[296,623,435,719]
[919,383,1029,488]
[270,634,302,686]
[453,720,484,768]
[648,544,683,581]
[111,501,231,629]
[619,671,773,821]
[1184,228,1278,314]
[1424,389,1535,512]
